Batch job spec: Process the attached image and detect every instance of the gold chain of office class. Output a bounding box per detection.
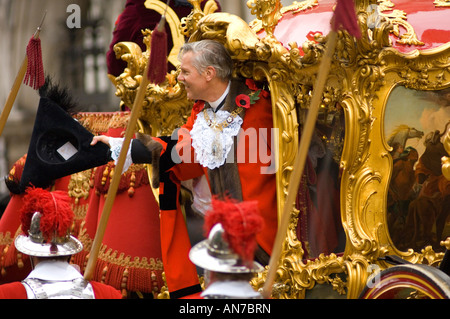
[202,107,244,132]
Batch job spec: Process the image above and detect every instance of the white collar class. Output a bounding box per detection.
[190,108,243,169]
[26,260,83,281]
[208,81,230,111]
[201,280,261,298]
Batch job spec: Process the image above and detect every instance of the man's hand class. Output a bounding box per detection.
[91,135,111,147]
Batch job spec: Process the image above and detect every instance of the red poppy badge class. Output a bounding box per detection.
[235,90,260,109]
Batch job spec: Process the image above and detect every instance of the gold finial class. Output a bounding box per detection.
[247,0,282,39]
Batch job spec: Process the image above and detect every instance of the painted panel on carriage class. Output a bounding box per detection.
[384,86,450,252]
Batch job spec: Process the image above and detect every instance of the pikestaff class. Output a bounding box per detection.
[0,11,47,137]
[261,0,361,299]
[83,3,169,281]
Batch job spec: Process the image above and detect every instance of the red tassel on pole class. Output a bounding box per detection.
[23,36,45,90]
[147,19,168,85]
[0,11,46,138]
[331,0,361,38]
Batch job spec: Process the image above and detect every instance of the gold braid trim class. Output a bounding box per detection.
[73,112,131,135]
[94,163,150,197]
[97,245,164,271]
[0,226,26,274]
[71,203,89,222]
[74,223,164,297]
[0,231,14,247]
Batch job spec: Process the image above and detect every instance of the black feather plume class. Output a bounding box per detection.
[38,75,80,115]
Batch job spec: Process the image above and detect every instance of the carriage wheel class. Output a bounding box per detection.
[359,264,450,299]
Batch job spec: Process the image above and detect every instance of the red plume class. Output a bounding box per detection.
[147,21,168,85]
[204,197,264,266]
[19,187,74,242]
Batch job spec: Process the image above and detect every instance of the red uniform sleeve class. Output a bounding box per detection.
[0,282,27,299]
[90,281,124,299]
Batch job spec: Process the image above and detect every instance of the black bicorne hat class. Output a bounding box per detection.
[17,83,112,193]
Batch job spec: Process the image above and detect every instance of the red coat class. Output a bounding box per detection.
[137,80,277,298]
[0,281,123,299]
[171,88,277,255]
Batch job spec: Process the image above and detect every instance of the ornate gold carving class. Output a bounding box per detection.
[281,0,318,15]
[247,0,282,39]
[180,0,219,38]
[108,36,193,136]
[434,0,450,7]
[190,12,262,61]
[370,0,424,46]
[359,13,450,278]
[248,0,319,33]
[67,169,92,205]
[443,128,450,181]
[250,0,449,298]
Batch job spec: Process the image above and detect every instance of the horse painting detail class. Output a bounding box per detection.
[387,121,450,251]
[387,125,424,159]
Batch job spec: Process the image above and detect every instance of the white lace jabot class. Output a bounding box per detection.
[191,109,243,170]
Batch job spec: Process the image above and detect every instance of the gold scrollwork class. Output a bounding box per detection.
[68,170,92,205]
[109,35,193,136]
[247,0,282,38]
[434,0,450,7]
[375,0,424,46]
[443,129,450,181]
[365,30,450,263]
[248,0,319,34]
[180,0,219,39]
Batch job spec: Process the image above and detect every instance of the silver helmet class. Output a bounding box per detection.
[15,211,83,257]
[189,223,263,274]
[15,188,83,258]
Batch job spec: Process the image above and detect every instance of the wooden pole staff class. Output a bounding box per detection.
[0,12,46,137]
[262,30,338,299]
[84,7,169,280]
[83,63,151,281]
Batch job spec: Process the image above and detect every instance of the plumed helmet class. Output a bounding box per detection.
[189,198,264,273]
[14,187,83,257]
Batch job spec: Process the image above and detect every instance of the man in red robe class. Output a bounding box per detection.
[92,39,277,297]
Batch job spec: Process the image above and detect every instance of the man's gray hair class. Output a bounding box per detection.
[178,40,233,81]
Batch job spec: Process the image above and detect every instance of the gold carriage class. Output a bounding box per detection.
[108,0,450,299]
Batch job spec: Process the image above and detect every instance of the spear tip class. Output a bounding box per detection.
[34,10,47,38]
